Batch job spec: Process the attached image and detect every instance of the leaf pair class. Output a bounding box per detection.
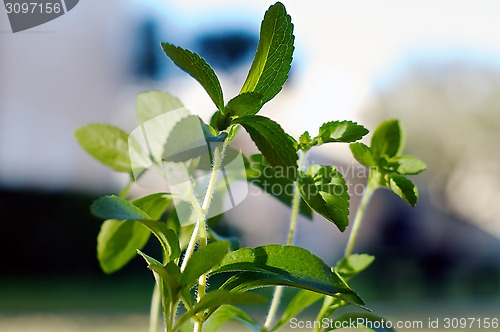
[298,121,369,151]
[161,2,298,177]
[74,90,186,176]
[161,2,293,118]
[350,119,427,206]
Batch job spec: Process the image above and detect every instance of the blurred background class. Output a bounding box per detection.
[1,0,499,331]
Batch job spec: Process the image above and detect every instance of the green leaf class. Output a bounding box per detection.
[349,143,375,167]
[388,174,418,207]
[370,119,403,159]
[93,194,174,272]
[211,245,363,304]
[245,154,312,219]
[234,115,297,176]
[162,115,210,164]
[383,155,427,175]
[91,195,151,221]
[335,254,375,280]
[75,124,147,173]
[139,220,180,262]
[225,92,263,117]
[298,131,312,151]
[326,312,396,331]
[136,90,183,125]
[315,121,369,145]
[173,290,266,331]
[97,219,150,273]
[203,305,259,332]
[240,2,294,107]
[274,290,323,330]
[180,241,230,288]
[210,111,231,131]
[131,193,172,220]
[297,165,350,231]
[137,250,181,301]
[161,43,224,111]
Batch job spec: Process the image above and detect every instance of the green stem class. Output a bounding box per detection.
[262,151,306,332]
[149,283,161,332]
[119,179,133,198]
[180,221,200,272]
[174,141,229,332]
[344,179,376,257]
[313,296,334,332]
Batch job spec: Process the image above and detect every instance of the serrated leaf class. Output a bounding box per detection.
[388,174,418,207]
[326,312,396,332]
[91,195,151,221]
[297,165,350,231]
[225,92,263,117]
[97,219,150,273]
[161,43,224,111]
[350,143,375,167]
[383,155,427,175]
[234,116,297,176]
[173,290,266,331]
[298,131,312,151]
[240,2,294,107]
[370,119,403,159]
[75,124,147,173]
[335,254,375,280]
[136,90,184,125]
[162,115,209,164]
[203,305,259,332]
[315,121,369,145]
[273,290,323,331]
[180,241,230,288]
[246,154,312,219]
[211,245,363,304]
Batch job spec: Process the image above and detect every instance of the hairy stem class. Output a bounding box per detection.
[173,141,229,332]
[344,179,376,257]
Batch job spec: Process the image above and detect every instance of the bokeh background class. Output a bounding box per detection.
[1,0,499,331]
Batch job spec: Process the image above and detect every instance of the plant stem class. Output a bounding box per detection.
[344,180,375,257]
[180,219,200,272]
[263,151,306,332]
[174,141,228,332]
[149,283,161,332]
[286,179,302,245]
[119,179,133,198]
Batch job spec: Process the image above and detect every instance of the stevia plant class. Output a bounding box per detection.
[74,2,426,332]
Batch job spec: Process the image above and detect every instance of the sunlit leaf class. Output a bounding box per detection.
[211,244,363,304]
[234,115,297,176]
[297,165,350,231]
[75,124,148,173]
[161,43,224,111]
[240,2,294,108]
